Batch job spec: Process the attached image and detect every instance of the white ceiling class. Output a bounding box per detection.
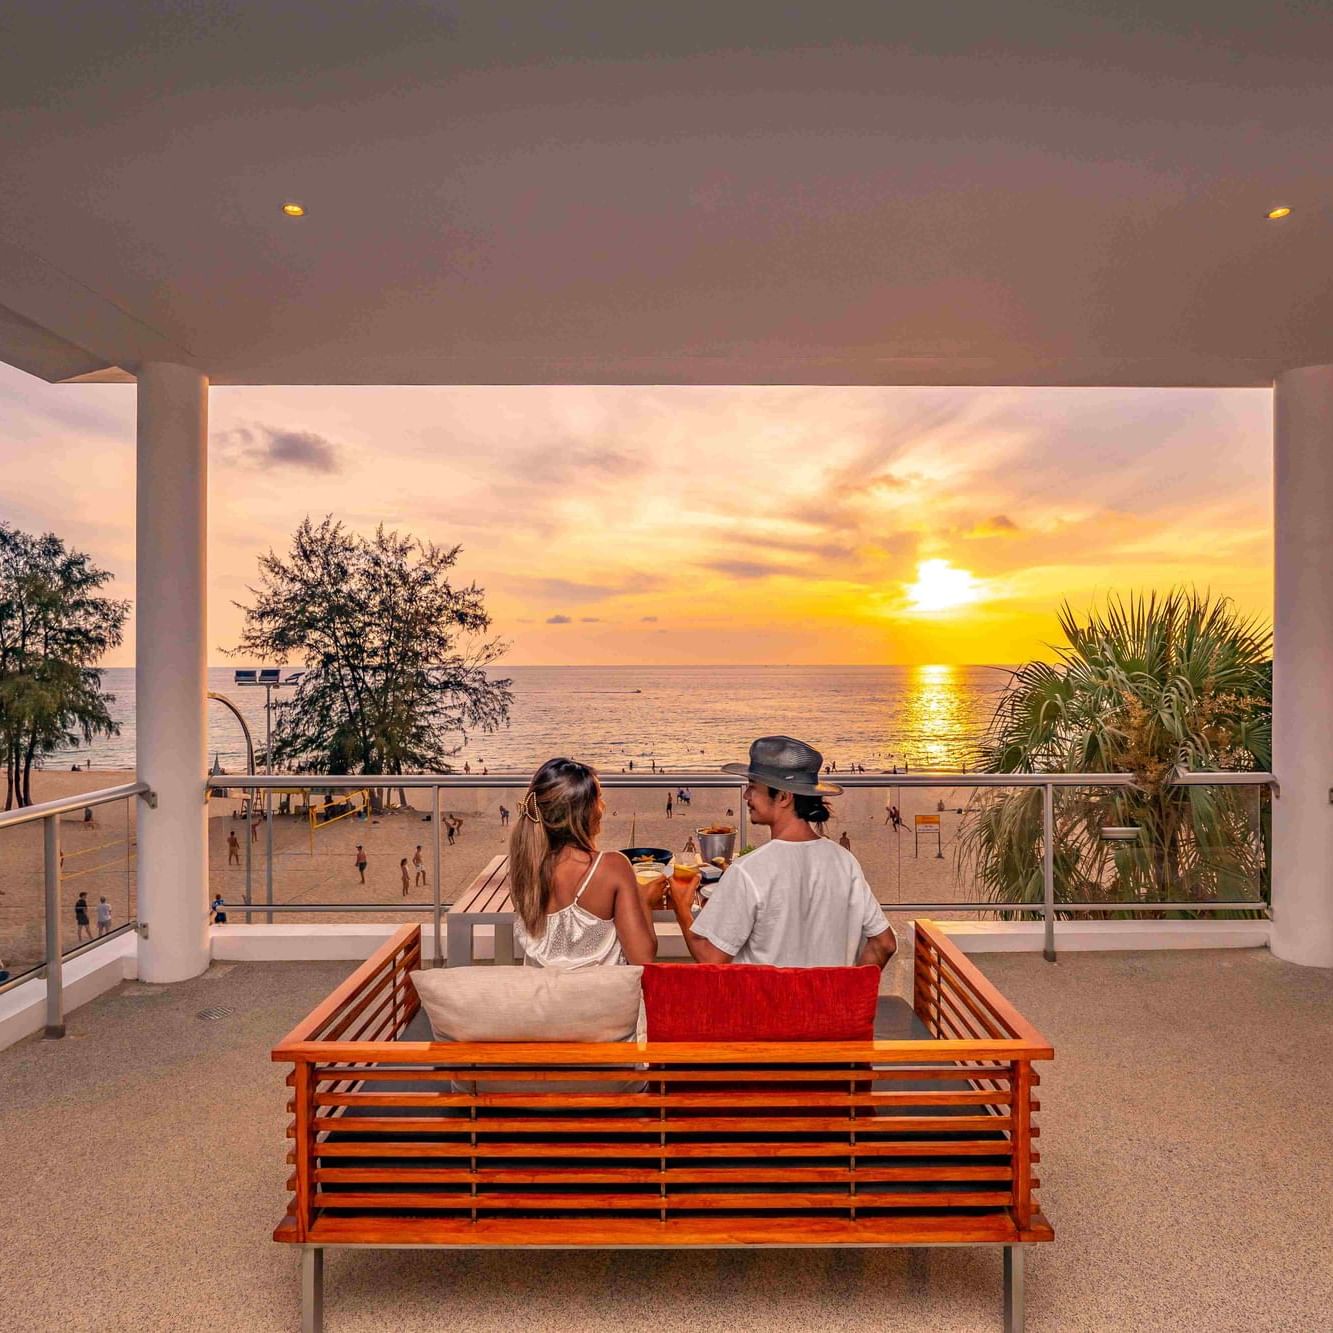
[0,2,1329,387]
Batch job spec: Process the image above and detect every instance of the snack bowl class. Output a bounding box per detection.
[621,846,674,883]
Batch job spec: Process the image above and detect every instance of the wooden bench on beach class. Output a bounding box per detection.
[273,922,1054,1332]
[446,853,519,965]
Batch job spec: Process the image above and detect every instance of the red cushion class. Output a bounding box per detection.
[641,964,880,1041]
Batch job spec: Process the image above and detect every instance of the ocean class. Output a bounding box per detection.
[56,664,1012,774]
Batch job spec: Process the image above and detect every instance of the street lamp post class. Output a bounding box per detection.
[234,669,301,922]
[207,692,255,906]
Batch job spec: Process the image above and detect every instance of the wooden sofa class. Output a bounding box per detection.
[274,921,1053,1332]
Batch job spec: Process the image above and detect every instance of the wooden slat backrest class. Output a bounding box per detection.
[276,924,1053,1246]
[911,920,1049,1234]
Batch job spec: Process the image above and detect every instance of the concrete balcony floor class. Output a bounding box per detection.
[3,948,1330,1332]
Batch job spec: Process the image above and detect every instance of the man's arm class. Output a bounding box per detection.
[856,925,897,970]
[667,877,736,965]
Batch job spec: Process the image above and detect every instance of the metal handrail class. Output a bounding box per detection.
[205,770,1275,791]
[0,780,150,830]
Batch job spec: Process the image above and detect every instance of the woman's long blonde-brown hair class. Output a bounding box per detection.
[509,758,602,935]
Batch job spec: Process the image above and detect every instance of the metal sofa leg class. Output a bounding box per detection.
[1003,1244,1025,1333]
[301,1246,324,1333]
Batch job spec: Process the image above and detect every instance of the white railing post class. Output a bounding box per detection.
[1042,783,1056,962]
[43,814,64,1037]
[432,785,443,966]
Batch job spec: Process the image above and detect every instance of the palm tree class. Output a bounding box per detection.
[958,590,1271,912]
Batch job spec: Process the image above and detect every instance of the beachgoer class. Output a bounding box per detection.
[210,894,227,924]
[354,844,367,884]
[628,760,634,772]
[400,858,411,897]
[937,798,946,812]
[838,830,852,851]
[96,896,112,936]
[509,758,658,968]
[725,807,734,818]
[682,835,697,854]
[668,736,895,969]
[83,805,95,828]
[227,830,241,865]
[413,845,426,886]
[74,892,92,942]
[499,804,510,827]
[446,819,456,846]
[666,792,673,819]
[464,762,471,774]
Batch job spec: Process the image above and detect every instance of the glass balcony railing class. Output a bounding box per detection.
[2,769,1273,1034]
[204,771,1274,943]
[0,783,147,1029]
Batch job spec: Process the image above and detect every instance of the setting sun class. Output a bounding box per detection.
[905,559,981,613]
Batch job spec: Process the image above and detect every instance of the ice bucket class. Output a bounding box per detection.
[696,827,737,865]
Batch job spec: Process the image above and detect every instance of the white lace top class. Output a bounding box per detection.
[514,851,625,969]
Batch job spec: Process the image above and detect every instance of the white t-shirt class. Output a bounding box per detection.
[95,901,112,924]
[691,837,891,966]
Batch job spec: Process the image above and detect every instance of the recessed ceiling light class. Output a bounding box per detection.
[1266,206,1292,220]
[282,202,306,218]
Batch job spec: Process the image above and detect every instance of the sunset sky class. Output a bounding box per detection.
[0,362,1272,668]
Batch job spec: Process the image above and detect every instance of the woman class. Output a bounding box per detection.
[510,757,658,967]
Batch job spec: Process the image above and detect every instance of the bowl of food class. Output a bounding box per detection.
[696,825,737,866]
[621,846,674,886]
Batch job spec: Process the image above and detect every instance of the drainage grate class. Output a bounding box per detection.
[196,1005,235,1021]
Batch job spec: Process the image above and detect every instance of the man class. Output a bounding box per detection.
[354,844,367,884]
[227,829,241,865]
[413,844,426,886]
[668,736,896,969]
[95,896,113,937]
[74,892,93,942]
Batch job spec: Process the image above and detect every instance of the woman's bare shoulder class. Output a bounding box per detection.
[599,849,635,881]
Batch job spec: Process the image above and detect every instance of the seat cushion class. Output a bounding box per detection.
[641,963,880,1041]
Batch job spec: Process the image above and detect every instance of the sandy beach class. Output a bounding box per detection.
[2,769,990,977]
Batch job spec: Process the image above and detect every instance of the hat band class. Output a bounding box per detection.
[743,763,821,788]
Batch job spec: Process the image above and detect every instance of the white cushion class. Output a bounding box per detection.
[408,965,645,1095]
[410,965,643,1042]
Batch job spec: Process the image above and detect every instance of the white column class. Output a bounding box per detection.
[1272,366,1333,967]
[136,362,211,982]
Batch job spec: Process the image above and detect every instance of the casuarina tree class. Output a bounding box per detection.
[958,589,1271,912]
[233,517,511,777]
[0,524,129,808]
